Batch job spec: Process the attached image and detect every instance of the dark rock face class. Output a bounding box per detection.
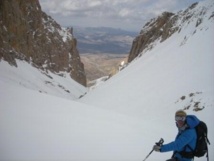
[128,12,175,62]
[128,3,200,63]
[0,0,86,86]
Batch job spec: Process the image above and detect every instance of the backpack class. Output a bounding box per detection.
[181,121,210,160]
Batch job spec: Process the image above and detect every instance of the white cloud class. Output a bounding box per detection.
[119,8,131,17]
[88,0,102,7]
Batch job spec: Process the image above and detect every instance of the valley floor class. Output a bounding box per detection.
[80,53,128,85]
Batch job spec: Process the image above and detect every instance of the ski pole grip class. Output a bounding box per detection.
[156,138,164,146]
[159,138,164,144]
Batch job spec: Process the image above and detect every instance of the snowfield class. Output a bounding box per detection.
[0,0,214,161]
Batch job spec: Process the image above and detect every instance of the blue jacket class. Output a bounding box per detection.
[160,115,200,161]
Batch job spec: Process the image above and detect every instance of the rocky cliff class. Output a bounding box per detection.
[128,2,207,62]
[0,0,86,86]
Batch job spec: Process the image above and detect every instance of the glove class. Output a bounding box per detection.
[153,144,161,152]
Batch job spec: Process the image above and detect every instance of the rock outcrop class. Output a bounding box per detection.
[128,2,201,62]
[0,0,86,86]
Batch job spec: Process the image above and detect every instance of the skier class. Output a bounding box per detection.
[153,109,199,161]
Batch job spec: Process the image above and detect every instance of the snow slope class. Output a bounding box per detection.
[0,60,87,100]
[80,0,214,160]
[0,0,214,161]
[80,0,214,119]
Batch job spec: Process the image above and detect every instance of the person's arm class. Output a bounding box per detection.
[160,129,194,152]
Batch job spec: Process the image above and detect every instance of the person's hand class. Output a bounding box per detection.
[153,144,161,152]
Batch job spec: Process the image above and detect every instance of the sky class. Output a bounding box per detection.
[39,0,204,31]
[0,1,214,160]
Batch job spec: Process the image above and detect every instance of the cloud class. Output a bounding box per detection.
[41,0,149,18]
[39,0,204,31]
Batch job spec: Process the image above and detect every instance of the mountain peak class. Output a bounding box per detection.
[128,0,214,62]
[0,0,86,86]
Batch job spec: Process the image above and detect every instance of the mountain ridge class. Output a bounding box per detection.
[128,1,214,62]
[73,26,137,54]
[0,0,86,86]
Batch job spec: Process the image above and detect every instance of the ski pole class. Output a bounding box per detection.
[142,138,164,161]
